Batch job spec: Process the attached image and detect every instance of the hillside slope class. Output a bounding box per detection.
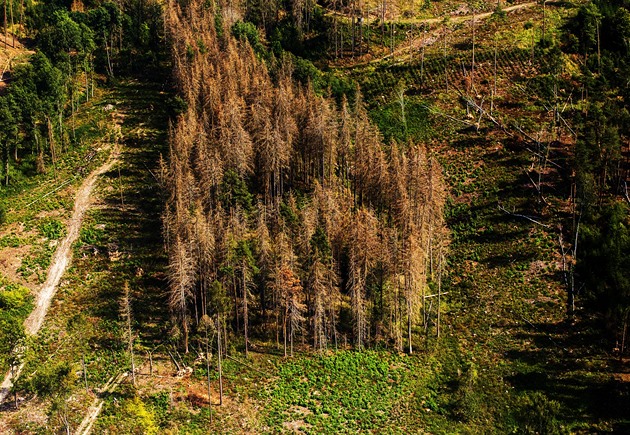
[1,0,629,433]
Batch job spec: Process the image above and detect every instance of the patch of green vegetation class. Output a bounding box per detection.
[261,350,429,432]
[0,275,33,372]
[99,395,160,434]
[0,234,23,248]
[78,221,107,246]
[0,275,33,319]
[369,98,433,143]
[18,244,56,282]
[39,218,65,240]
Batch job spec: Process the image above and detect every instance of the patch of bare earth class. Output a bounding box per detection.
[0,222,38,288]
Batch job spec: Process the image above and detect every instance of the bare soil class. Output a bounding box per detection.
[0,143,120,404]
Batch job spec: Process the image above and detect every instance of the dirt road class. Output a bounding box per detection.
[0,143,120,404]
[335,1,537,66]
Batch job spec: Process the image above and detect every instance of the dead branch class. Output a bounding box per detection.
[498,203,551,228]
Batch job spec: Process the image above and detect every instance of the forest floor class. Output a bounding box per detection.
[331,1,538,67]
[0,74,171,432]
[0,138,120,404]
[1,0,630,433]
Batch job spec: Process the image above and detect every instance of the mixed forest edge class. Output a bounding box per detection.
[0,0,628,432]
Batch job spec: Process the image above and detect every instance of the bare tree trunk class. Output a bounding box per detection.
[407,296,413,354]
[444,28,449,92]
[492,34,497,111]
[148,351,153,377]
[542,0,546,43]
[5,142,9,186]
[333,0,338,58]
[621,311,629,360]
[390,21,394,56]
[217,316,224,405]
[596,19,601,74]
[82,355,88,393]
[3,0,7,50]
[358,0,363,57]
[232,276,240,332]
[351,0,355,58]
[421,27,426,80]
[471,10,476,97]
[9,0,14,47]
[437,266,442,338]
[19,0,23,37]
[242,267,249,357]
[382,0,386,45]
[283,309,288,357]
[121,283,136,386]
[205,326,212,417]
[290,314,294,357]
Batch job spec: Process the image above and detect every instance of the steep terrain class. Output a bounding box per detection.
[0,138,119,404]
[1,0,629,433]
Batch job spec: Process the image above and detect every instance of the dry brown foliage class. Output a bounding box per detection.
[163,0,449,352]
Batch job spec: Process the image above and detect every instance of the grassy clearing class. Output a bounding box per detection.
[0,75,171,432]
[0,83,120,294]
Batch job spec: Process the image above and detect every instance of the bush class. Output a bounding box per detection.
[0,280,33,318]
[39,218,64,240]
[491,5,507,22]
[515,392,567,434]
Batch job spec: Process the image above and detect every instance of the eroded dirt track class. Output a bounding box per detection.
[0,143,120,404]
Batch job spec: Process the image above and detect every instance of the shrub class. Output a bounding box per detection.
[39,218,64,240]
[515,392,567,434]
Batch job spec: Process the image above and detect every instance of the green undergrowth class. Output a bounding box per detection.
[0,274,33,373]
[0,86,116,226]
[255,345,568,434]
[0,84,120,290]
[11,76,171,433]
[89,342,569,434]
[369,97,434,143]
[262,350,421,433]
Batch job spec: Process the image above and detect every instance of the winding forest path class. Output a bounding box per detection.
[335,1,538,67]
[0,140,121,404]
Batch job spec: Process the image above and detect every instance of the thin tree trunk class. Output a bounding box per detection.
[358,0,363,57]
[122,283,136,386]
[390,21,394,56]
[351,0,355,58]
[242,267,249,357]
[421,27,426,81]
[217,316,224,405]
[444,28,449,92]
[9,0,14,47]
[290,313,294,357]
[3,0,7,50]
[382,0,386,45]
[82,355,88,393]
[471,10,476,96]
[149,351,153,377]
[621,311,628,360]
[408,296,413,354]
[492,33,497,115]
[283,309,287,357]
[205,326,212,417]
[542,0,546,42]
